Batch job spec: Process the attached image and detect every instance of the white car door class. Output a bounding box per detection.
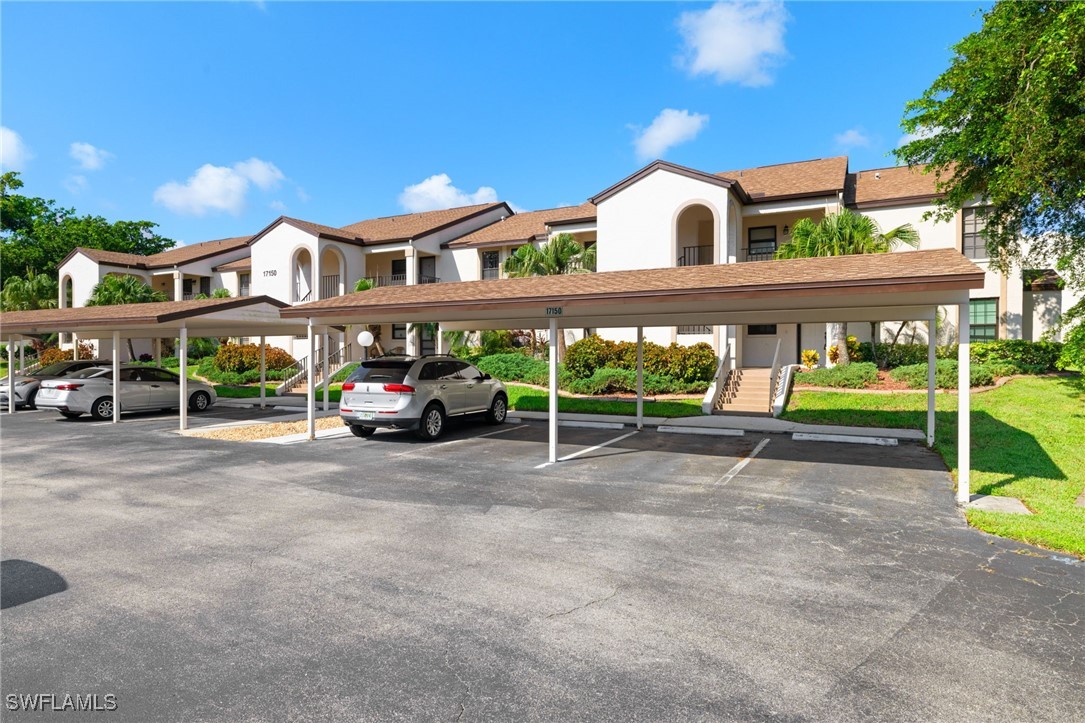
[458,362,491,412]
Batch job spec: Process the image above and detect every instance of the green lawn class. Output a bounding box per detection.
[213,384,343,403]
[506,383,703,418]
[784,376,1085,557]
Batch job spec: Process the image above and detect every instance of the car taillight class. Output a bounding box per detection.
[342,382,355,391]
[383,383,415,394]
[53,383,83,391]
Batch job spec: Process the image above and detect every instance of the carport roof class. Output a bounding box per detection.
[0,296,309,338]
[281,248,984,328]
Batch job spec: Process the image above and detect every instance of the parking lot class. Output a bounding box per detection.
[2,407,1083,721]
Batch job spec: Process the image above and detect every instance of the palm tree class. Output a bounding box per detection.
[1,270,58,311]
[775,209,919,364]
[86,274,168,359]
[503,233,596,359]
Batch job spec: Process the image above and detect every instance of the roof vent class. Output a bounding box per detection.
[875,172,881,180]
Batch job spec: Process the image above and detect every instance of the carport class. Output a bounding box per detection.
[0,297,309,429]
[281,248,986,504]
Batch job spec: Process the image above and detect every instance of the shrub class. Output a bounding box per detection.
[476,353,550,385]
[213,343,295,373]
[39,347,71,365]
[564,367,685,396]
[450,345,484,364]
[801,349,820,369]
[828,336,862,364]
[890,360,994,389]
[563,335,618,378]
[564,336,718,383]
[971,339,1062,371]
[139,353,153,362]
[186,337,220,360]
[796,362,878,389]
[479,330,516,356]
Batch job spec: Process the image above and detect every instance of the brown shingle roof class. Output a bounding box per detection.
[444,203,596,249]
[717,157,848,201]
[213,257,252,272]
[69,235,252,270]
[0,296,288,334]
[282,248,983,317]
[847,164,948,207]
[340,202,511,244]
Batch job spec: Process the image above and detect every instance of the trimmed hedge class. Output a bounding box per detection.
[476,353,550,386]
[564,336,717,383]
[890,360,994,389]
[196,357,289,385]
[563,367,708,396]
[795,362,879,389]
[859,339,1062,371]
[213,343,295,373]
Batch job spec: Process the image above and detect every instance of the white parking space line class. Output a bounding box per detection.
[792,432,898,446]
[713,438,771,487]
[535,430,640,469]
[390,424,529,457]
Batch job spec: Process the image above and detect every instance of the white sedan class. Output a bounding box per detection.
[36,365,217,420]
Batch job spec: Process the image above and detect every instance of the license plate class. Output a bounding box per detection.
[41,388,56,397]
[359,412,375,420]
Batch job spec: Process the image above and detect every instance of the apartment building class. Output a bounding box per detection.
[55,156,1079,367]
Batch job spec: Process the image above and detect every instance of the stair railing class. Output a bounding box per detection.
[768,338,783,410]
[701,345,731,414]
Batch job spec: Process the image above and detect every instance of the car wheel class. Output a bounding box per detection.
[486,393,508,425]
[25,389,37,410]
[349,425,375,438]
[59,411,82,419]
[90,396,114,420]
[189,391,211,412]
[416,402,446,441]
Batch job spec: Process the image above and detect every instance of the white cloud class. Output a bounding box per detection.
[64,175,88,194]
[1,126,32,172]
[834,128,871,149]
[269,200,287,212]
[69,142,113,170]
[153,157,285,216]
[633,108,709,161]
[398,174,500,213]
[677,1,789,87]
[898,126,941,147]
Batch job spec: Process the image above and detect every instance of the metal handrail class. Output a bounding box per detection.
[768,338,783,409]
[701,345,731,414]
[276,341,352,394]
[677,245,713,267]
[741,248,777,262]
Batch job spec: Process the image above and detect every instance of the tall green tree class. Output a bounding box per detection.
[775,209,919,364]
[0,270,58,311]
[0,172,175,286]
[894,2,1085,287]
[86,275,169,360]
[503,233,596,360]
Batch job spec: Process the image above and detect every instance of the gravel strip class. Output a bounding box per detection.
[191,415,344,442]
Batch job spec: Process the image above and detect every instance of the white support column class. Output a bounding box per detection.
[636,326,644,430]
[6,340,14,414]
[72,333,79,360]
[436,325,446,356]
[179,326,188,431]
[112,331,121,424]
[306,320,316,441]
[322,328,330,412]
[957,303,970,505]
[154,338,161,367]
[259,336,266,409]
[927,313,937,447]
[548,317,559,464]
[173,270,183,301]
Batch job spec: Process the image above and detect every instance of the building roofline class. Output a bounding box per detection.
[590,160,741,205]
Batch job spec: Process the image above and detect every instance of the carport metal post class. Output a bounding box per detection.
[306,319,316,441]
[259,336,266,409]
[112,331,121,424]
[636,327,644,430]
[548,317,558,464]
[322,329,329,412]
[927,311,937,447]
[6,339,14,414]
[179,326,188,431]
[957,303,970,505]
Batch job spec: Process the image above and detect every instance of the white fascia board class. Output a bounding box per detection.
[741,196,836,217]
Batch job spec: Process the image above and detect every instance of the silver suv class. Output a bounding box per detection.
[339,355,508,440]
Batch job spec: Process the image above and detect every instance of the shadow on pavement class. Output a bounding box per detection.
[1,560,68,609]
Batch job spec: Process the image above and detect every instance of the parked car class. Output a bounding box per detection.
[0,359,112,410]
[339,355,507,440]
[36,365,217,420]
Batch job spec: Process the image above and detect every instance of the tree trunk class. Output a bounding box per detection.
[832,322,850,365]
[557,328,567,363]
[127,338,137,361]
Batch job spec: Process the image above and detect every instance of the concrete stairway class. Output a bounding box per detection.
[714,368,773,416]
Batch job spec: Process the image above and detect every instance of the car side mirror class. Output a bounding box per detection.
[481,373,491,381]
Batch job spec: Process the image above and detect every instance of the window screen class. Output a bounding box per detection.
[969,298,998,342]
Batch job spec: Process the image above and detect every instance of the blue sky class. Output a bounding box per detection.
[1,1,988,246]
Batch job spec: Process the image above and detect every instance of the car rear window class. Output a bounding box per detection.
[66,367,110,379]
[345,361,412,384]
